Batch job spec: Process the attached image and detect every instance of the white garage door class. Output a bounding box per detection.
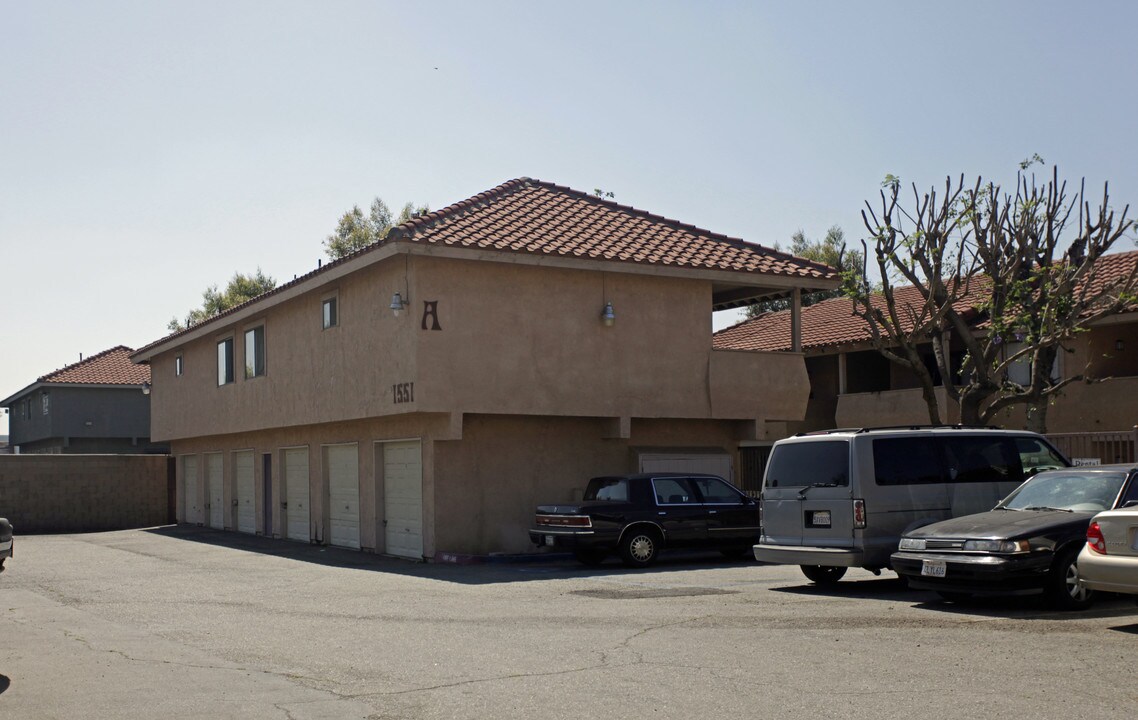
[235,450,256,534]
[639,452,733,482]
[326,444,360,549]
[206,452,224,529]
[182,455,201,525]
[283,447,311,542]
[383,440,423,559]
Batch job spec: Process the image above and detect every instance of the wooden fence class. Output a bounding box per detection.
[1045,428,1138,465]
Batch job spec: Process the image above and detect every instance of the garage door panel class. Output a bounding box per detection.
[284,447,310,542]
[327,444,360,550]
[207,453,224,529]
[383,440,422,559]
[235,450,256,534]
[183,456,200,525]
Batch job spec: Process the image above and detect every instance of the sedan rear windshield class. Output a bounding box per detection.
[584,477,629,502]
[764,441,849,488]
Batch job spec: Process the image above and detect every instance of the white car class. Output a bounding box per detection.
[1079,506,1138,597]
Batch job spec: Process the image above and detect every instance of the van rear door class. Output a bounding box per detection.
[761,439,852,547]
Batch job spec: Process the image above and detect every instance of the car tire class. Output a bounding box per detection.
[1045,546,1094,611]
[935,591,973,604]
[619,527,661,568]
[573,548,608,566]
[800,565,847,585]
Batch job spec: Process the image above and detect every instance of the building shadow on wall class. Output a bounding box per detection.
[144,524,758,586]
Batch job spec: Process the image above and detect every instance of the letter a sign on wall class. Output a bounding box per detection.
[421,301,442,331]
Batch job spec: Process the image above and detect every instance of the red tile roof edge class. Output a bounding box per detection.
[133,177,838,359]
[38,345,151,385]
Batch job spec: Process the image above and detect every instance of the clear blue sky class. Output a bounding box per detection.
[3,1,1138,436]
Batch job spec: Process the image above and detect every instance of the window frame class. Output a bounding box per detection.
[244,325,266,379]
[322,296,339,330]
[217,337,235,386]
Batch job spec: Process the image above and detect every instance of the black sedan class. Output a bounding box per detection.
[529,473,761,567]
[891,464,1138,609]
[0,516,12,571]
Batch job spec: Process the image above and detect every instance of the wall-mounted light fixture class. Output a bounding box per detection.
[141,381,152,395]
[1116,339,1125,352]
[601,302,615,327]
[390,292,407,317]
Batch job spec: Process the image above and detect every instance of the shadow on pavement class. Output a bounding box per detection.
[143,524,759,585]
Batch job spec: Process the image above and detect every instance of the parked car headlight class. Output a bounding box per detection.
[898,538,926,551]
[962,539,1030,553]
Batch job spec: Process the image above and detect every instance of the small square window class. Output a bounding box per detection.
[175,355,184,377]
[245,326,266,379]
[323,297,338,329]
[217,338,234,386]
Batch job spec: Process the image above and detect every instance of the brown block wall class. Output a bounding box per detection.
[0,455,174,532]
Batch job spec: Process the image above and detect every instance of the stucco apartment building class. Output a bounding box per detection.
[131,178,837,559]
[713,249,1138,437]
[1,346,164,454]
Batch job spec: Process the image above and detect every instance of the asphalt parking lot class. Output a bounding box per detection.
[2,526,1137,720]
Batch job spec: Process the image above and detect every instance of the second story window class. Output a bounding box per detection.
[175,355,184,377]
[245,326,266,379]
[323,297,338,329]
[217,338,234,386]
[42,391,50,415]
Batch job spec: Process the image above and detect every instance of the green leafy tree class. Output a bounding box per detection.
[323,197,429,260]
[745,226,865,317]
[168,269,277,332]
[848,163,1138,431]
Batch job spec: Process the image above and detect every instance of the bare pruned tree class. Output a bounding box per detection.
[845,164,1138,432]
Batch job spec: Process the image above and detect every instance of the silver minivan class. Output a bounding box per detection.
[753,427,1069,584]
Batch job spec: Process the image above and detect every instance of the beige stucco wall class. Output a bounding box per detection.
[432,414,749,555]
[150,254,809,444]
[172,411,752,557]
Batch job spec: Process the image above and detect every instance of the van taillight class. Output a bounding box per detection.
[853,499,866,529]
[1086,522,1107,554]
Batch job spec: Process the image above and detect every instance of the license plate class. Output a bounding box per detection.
[810,510,831,527]
[921,559,946,577]
[544,535,555,546]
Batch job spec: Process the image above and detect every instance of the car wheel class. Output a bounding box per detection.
[1045,547,1094,611]
[799,565,847,586]
[619,528,661,568]
[573,548,608,566]
[935,591,973,604]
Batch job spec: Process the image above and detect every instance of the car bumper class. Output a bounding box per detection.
[529,527,618,550]
[1078,550,1138,595]
[891,550,1052,593]
[753,543,871,568]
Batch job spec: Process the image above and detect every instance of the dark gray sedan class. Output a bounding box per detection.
[0,516,12,571]
[891,464,1138,609]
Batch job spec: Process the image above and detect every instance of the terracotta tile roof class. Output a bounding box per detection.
[134,177,837,358]
[39,346,150,385]
[713,250,1138,353]
[390,178,837,280]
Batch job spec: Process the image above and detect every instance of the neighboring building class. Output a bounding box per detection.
[713,250,1138,436]
[0,346,166,454]
[130,177,838,558]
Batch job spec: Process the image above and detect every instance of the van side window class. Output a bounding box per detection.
[1014,437,1068,475]
[942,436,1023,484]
[764,441,848,488]
[873,437,944,485]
